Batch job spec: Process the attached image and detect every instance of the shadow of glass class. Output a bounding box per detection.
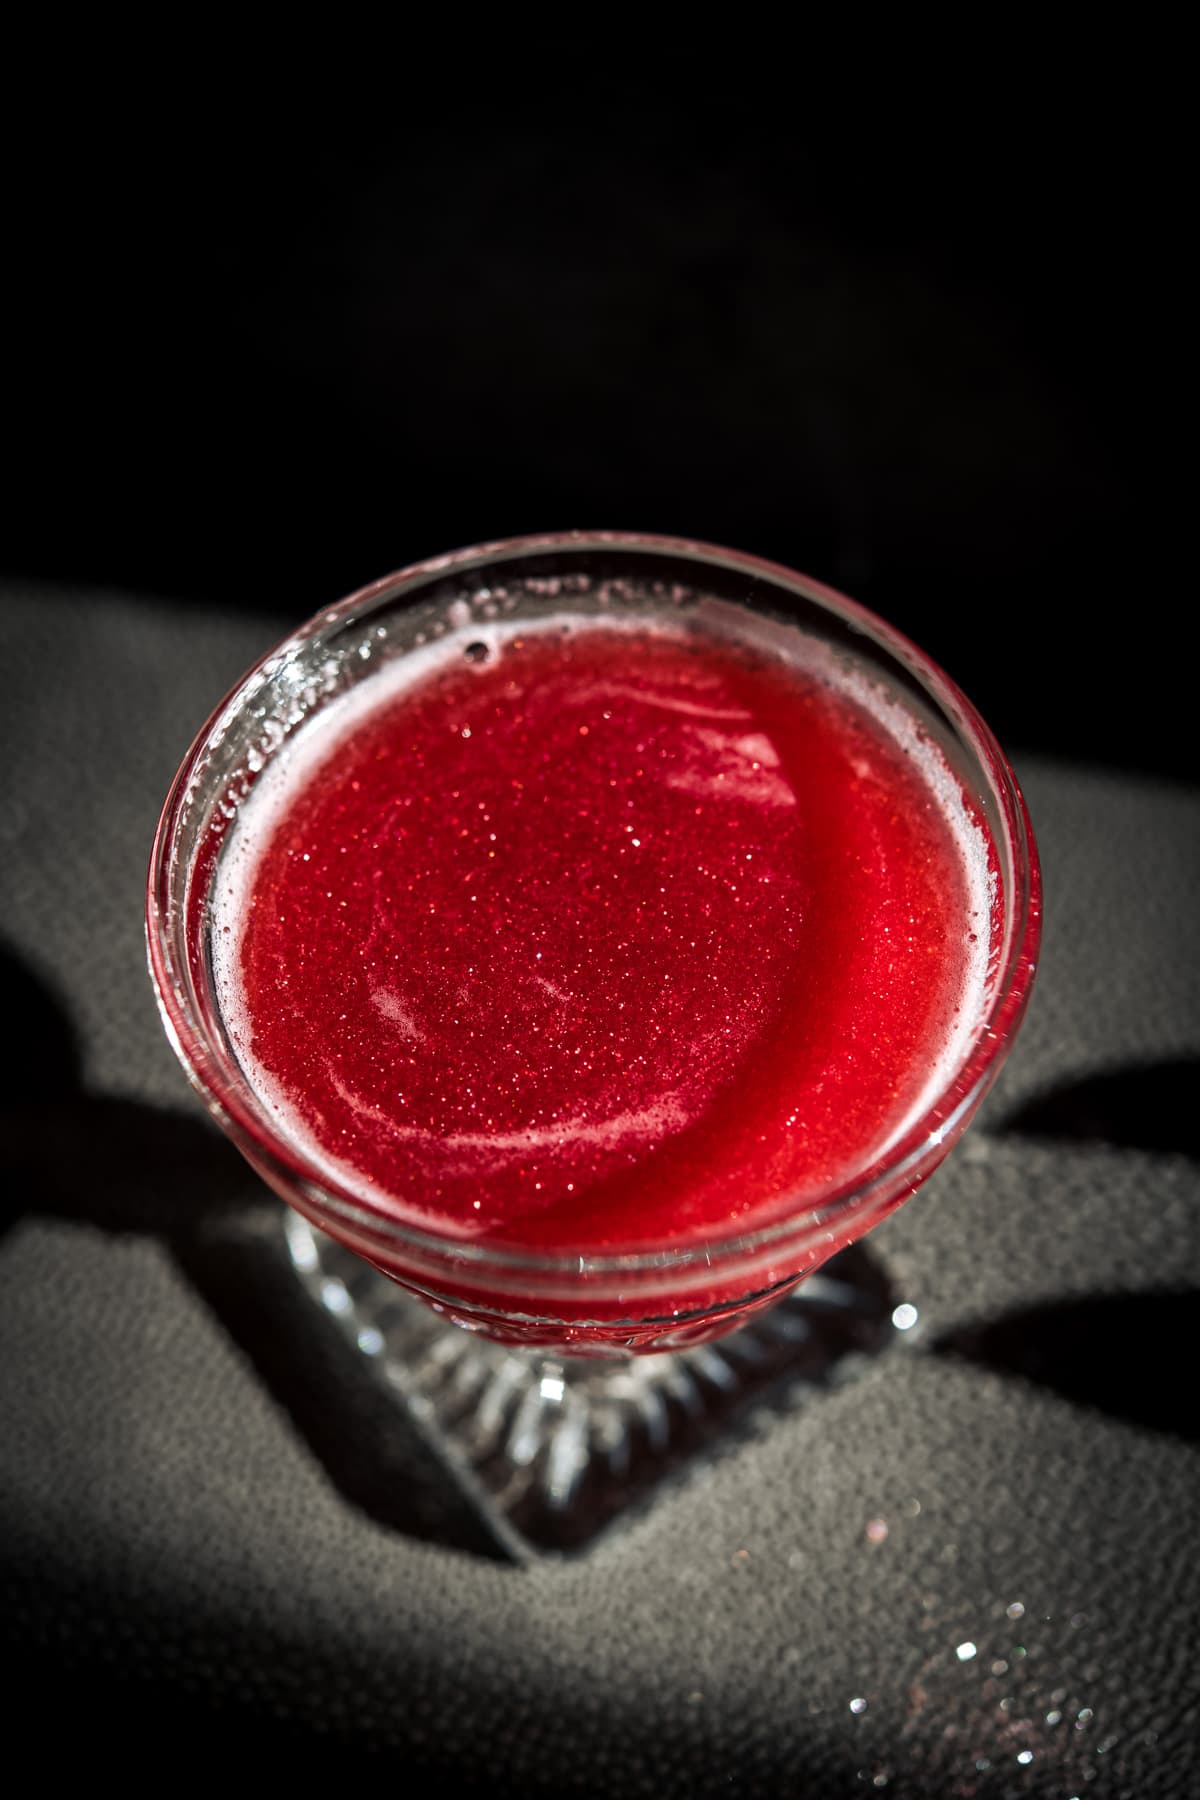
[935,1291,1200,1442]
[999,1058,1200,1161]
[0,942,504,1558]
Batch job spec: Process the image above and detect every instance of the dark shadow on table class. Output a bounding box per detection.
[998,1057,1200,1160]
[0,943,504,1558]
[940,1058,1200,1440]
[935,1290,1200,1443]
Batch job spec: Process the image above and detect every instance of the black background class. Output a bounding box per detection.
[4,62,1189,776]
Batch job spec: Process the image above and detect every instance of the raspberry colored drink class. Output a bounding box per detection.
[211,609,993,1339]
[150,534,1039,1356]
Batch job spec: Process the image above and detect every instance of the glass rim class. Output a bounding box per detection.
[147,529,1042,1281]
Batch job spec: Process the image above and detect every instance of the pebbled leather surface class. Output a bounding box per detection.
[2,584,1198,1795]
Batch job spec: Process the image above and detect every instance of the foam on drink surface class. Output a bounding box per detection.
[212,610,994,1252]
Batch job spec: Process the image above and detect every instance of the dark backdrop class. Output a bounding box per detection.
[4,70,1187,777]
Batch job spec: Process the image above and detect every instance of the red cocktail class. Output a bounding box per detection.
[149,535,1039,1357]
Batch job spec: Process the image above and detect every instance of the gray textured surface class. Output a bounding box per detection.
[2,584,1199,1795]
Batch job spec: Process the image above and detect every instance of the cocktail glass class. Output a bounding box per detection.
[147,533,1040,1554]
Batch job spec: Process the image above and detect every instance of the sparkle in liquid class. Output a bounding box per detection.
[215,614,993,1268]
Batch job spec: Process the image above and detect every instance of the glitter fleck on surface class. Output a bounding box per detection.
[880,1580,1165,1797]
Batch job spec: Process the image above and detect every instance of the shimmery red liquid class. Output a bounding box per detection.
[226,621,989,1342]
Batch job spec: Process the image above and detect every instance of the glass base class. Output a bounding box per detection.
[285,1215,900,1557]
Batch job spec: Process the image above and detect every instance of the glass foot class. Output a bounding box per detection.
[285,1215,901,1557]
